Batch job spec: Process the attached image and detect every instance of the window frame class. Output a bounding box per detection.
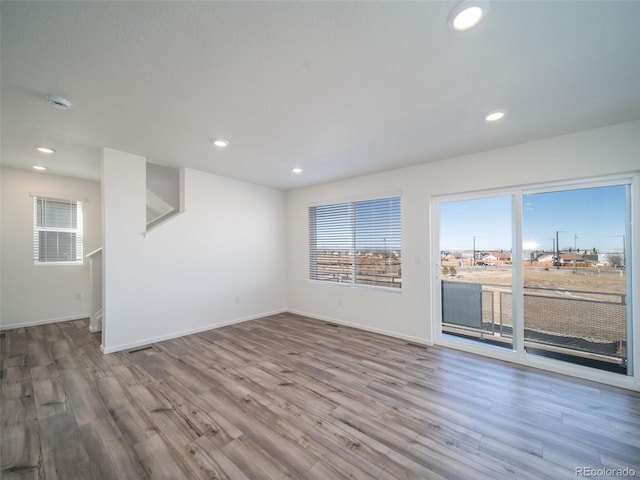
[32,194,84,266]
[308,194,402,292]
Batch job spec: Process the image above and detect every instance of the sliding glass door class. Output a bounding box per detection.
[439,196,513,350]
[522,185,630,374]
[437,179,633,377]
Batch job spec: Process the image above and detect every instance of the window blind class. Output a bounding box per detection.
[309,196,401,289]
[33,196,84,264]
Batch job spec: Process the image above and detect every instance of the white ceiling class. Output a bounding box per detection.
[2,1,640,190]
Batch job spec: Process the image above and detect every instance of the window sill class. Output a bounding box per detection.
[34,261,84,266]
[308,279,402,293]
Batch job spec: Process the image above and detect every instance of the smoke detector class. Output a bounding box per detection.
[46,95,72,110]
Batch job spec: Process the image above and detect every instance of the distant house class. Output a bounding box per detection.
[484,251,512,264]
[499,252,512,261]
[529,253,555,267]
[531,252,595,267]
[482,254,498,262]
[560,253,583,264]
[583,253,599,262]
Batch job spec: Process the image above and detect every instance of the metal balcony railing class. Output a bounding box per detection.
[442,280,628,370]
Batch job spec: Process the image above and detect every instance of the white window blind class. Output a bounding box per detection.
[309,196,401,289]
[33,195,84,264]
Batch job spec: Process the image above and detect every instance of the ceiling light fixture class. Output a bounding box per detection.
[485,110,506,122]
[46,95,72,110]
[32,165,47,171]
[292,168,303,174]
[448,0,488,31]
[212,139,229,148]
[37,147,56,154]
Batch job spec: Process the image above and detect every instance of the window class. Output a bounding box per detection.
[309,196,401,289]
[33,195,83,264]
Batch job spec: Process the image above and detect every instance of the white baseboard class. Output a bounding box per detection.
[101,309,287,354]
[286,309,434,347]
[0,314,90,331]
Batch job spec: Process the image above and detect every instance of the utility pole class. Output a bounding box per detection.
[384,238,388,273]
[555,230,571,269]
[472,235,483,266]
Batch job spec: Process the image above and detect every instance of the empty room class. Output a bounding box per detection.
[1,1,639,479]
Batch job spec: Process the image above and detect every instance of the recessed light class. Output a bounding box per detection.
[485,110,506,122]
[32,165,47,171]
[212,139,229,148]
[37,147,56,154]
[292,168,303,174]
[46,95,72,110]
[448,1,488,31]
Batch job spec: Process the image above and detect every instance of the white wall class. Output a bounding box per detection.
[102,148,287,353]
[286,120,640,345]
[0,167,101,328]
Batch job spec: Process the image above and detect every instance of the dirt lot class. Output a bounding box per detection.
[441,263,626,294]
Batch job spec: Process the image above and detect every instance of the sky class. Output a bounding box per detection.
[440,185,627,253]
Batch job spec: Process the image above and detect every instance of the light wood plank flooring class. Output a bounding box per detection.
[2,313,639,479]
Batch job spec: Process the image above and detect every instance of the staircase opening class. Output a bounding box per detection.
[146,162,180,230]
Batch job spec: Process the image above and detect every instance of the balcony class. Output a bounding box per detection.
[442,278,628,374]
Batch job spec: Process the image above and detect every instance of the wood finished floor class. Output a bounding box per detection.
[2,313,640,480]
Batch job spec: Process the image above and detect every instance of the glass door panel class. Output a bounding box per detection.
[440,196,513,349]
[522,185,630,374]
